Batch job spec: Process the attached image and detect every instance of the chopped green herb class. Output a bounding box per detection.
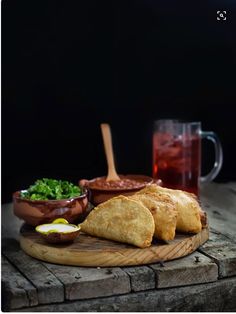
[20,178,82,200]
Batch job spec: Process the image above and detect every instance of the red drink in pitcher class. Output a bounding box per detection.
[153,132,201,195]
[152,120,223,196]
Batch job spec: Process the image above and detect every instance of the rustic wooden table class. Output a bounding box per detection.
[2,182,236,312]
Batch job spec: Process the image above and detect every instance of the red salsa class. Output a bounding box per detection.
[88,175,150,191]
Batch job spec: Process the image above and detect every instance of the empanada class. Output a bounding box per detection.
[137,184,202,233]
[80,195,155,248]
[129,193,177,241]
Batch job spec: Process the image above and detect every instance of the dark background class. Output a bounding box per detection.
[2,1,236,203]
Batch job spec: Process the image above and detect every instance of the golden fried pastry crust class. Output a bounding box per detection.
[80,195,155,248]
[130,193,177,241]
[137,184,202,233]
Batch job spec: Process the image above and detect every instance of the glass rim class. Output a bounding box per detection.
[154,119,201,126]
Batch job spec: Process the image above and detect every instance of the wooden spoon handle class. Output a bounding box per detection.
[100,123,120,181]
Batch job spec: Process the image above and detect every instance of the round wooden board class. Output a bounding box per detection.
[20,225,209,267]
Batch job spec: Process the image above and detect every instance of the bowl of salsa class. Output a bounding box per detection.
[79,175,155,205]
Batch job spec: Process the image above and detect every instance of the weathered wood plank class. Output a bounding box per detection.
[221,181,236,192]
[200,183,236,242]
[1,256,38,310]
[199,244,236,278]
[43,262,131,300]
[17,277,236,312]
[1,203,22,241]
[150,251,218,288]
[2,240,64,305]
[197,229,236,278]
[201,229,234,248]
[122,266,155,292]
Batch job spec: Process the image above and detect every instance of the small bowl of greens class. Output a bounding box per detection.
[13,178,89,226]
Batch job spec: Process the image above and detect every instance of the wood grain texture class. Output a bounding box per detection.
[42,262,131,300]
[19,225,209,267]
[17,277,236,312]
[199,244,236,278]
[2,202,22,241]
[122,266,156,291]
[1,256,38,310]
[2,242,64,305]
[200,183,236,242]
[202,228,233,248]
[198,229,236,278]
[150,251,218,288]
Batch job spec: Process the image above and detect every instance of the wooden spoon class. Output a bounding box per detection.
[100,123,120,181]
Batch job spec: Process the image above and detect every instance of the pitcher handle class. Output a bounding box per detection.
[200,131,223,183]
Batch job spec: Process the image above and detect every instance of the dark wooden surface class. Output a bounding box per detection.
[2,182,236,312]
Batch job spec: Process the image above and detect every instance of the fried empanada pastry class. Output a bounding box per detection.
[137,184,202,233]
[129,193,177,241]
[199,209,207,228]
[80,195,155,248]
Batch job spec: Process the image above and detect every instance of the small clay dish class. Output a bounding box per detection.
[13,187,89,226]
[79,174,155,205]
[35,218,81,243]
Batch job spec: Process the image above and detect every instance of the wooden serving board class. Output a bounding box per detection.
[20,225,209,267]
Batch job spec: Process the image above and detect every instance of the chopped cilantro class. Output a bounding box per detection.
[20,178,82,200]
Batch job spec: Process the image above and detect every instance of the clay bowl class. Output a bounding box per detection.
[79,175,155,206]
[35,219,81,244]
[13,187,89,227]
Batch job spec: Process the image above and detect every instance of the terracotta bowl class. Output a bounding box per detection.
[35,219,81,244]
[79,175,156,206]
[13,187,89,226]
